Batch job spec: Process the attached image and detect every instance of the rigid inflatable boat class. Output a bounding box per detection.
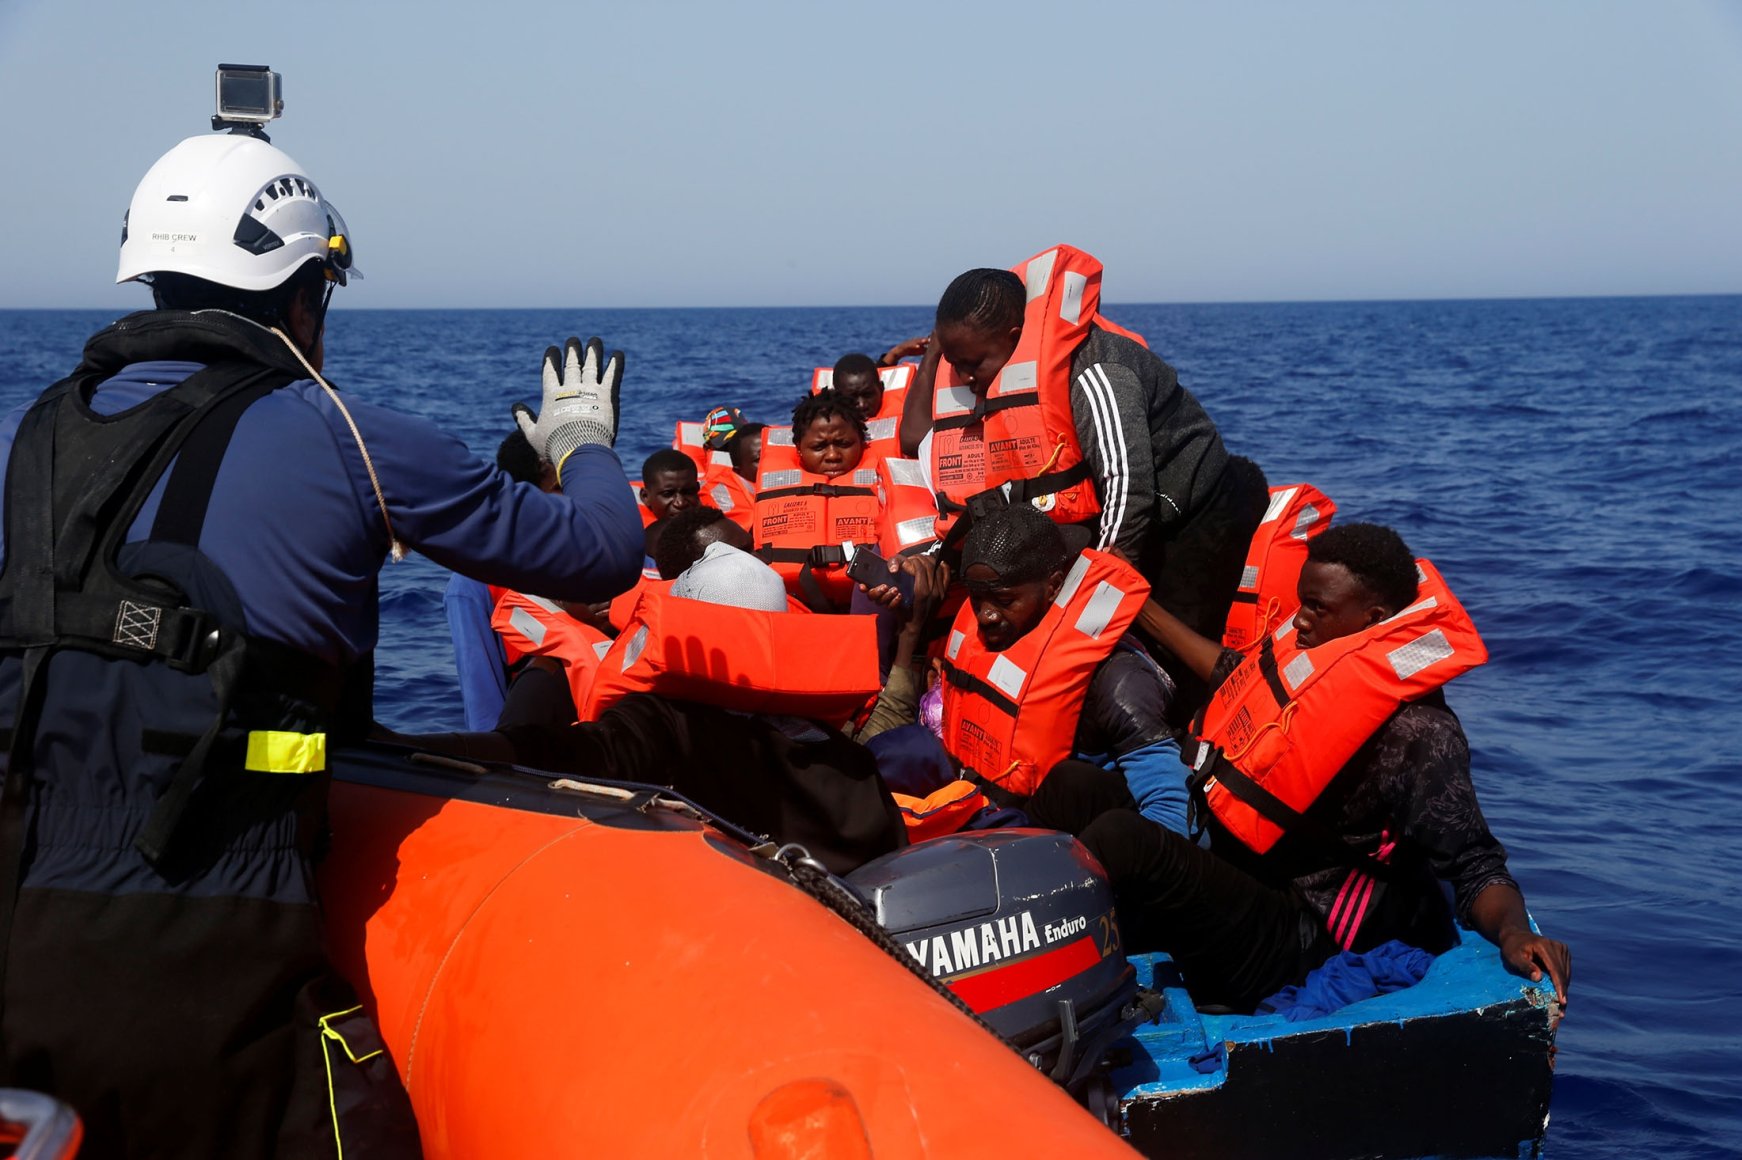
[319,744,1560,1159]
[318,744,1136,1159]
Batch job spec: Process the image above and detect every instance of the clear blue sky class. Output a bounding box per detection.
[2,0,1738,308]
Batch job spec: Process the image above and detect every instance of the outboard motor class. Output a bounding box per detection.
[847,829,1153,1113]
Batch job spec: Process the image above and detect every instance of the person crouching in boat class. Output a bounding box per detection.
[861,505,1188,842]
[398,541,905,874]
[913,249,1272,719]
[753,390,883,611]
[488,505,760,731]
[1030,523,1572,1013]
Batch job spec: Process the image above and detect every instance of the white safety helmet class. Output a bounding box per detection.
[117,133,359,292]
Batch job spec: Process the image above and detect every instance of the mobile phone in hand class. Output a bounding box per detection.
[845,545,916,604]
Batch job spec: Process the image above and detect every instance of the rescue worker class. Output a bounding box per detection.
[1031,523,1572,1012]
[0,129,643,1157]
[918,250,1272,714]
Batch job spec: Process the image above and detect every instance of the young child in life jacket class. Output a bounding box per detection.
[753,391,882,610]
[950,505,1187,830]
[1030,523,1572,1013]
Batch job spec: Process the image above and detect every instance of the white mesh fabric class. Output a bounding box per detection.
[669,542,788,612]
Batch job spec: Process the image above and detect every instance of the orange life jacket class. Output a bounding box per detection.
[490,590,614,714]
[929,245,1141,544]
[877,457,939,560]
[628,481,657,529]
[1223,484,1336,650]
[752,427,883,608]
[889,780,990,845]
[672,419,735,477]
[700,459,756,531]
[582,584,881,725]
[1191,558,1488,858]
[939,549,1150,798]
[608,567,667,633]
[811,364,913,462]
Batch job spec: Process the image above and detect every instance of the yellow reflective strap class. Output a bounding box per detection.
[318,1005,385,1065]
[243,730,327,775]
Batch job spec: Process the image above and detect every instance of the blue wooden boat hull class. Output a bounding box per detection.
[1111,937,1560,1159]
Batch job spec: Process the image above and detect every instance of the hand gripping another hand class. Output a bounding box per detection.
[514,336,623,481]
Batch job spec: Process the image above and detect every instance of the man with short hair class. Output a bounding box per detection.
[654,504,754,580]
[830,352,887,422]
[640,447,701,522]
[1033,523,1572,1013]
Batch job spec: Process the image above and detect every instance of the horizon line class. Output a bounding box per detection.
[3,289,1738,313]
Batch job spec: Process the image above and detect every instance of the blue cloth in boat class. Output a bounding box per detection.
[1255,940,1435,1021]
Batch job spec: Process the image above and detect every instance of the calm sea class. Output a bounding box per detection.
[2,296,1738,1158]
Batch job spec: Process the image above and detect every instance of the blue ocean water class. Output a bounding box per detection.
[2,296,1738,1157]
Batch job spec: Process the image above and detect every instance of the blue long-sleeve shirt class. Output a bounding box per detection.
[1073,640,1188,835]
[0,359,644,667]
[445,574,510,730]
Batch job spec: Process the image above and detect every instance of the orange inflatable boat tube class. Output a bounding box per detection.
[320,750,1134,1158]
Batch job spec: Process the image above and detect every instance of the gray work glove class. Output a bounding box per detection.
[513,336,622,476]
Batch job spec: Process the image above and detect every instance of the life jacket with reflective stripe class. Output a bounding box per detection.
[582,585,881,725]
[890,781,990,844]
[939,549,1150,797]
[490,590,613,713]
[1223,484,1336,650]
[930,245,1141,544]
[753,428,883,608]
[1190,559,1487,859]
[877,457,939,560]
[811,364,913,462]
[700,459,756,531]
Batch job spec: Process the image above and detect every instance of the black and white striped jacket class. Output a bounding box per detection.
[1069,326,1231,558]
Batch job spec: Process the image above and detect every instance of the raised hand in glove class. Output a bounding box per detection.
[513,336,623,480]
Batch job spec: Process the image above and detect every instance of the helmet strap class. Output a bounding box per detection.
[309,280,336,354]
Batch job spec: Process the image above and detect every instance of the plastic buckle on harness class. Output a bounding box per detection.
[808,545,848,568]
[964,487,1013,522]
